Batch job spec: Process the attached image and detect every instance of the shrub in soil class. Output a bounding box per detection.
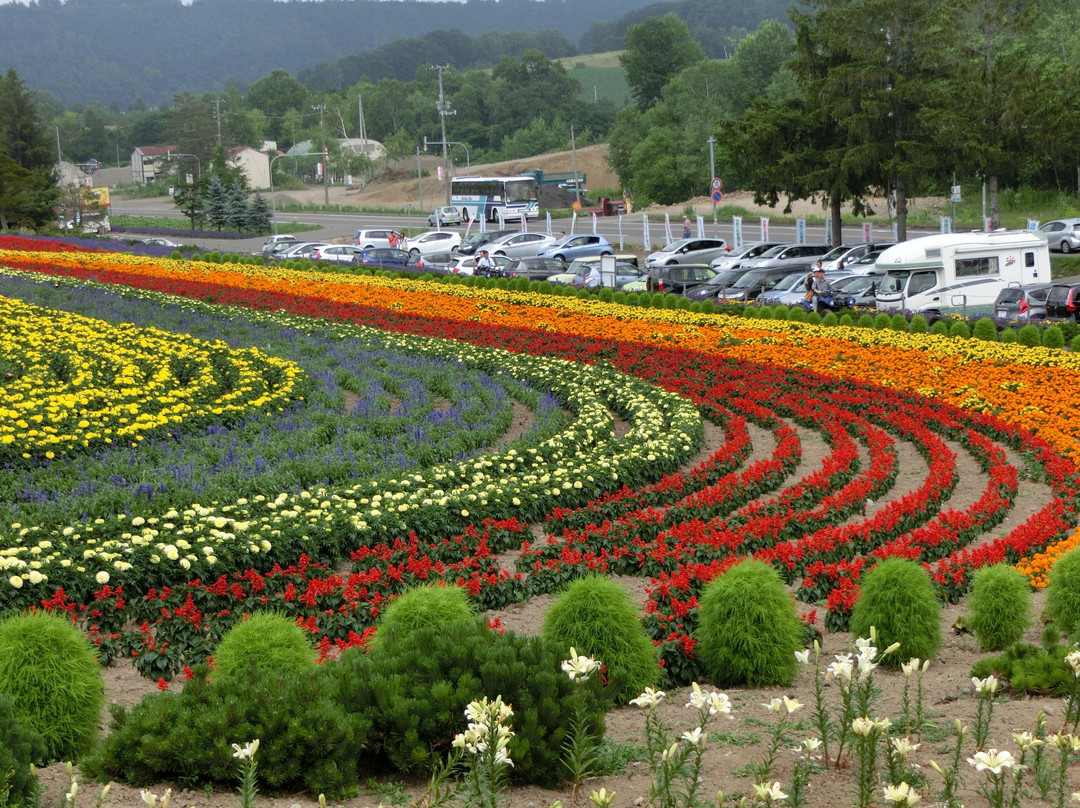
[849,558,941,665]
[1047,547,1080,635]
[695,559,804,687]
[0,611,104,762]
[83,665,367,799]
[369,582,474,649]
[973,318,998,341]
[930,320,950,336]
[967,564,1033,651]
[212,612,317,679]
[949,320,971,339]
[1018,324,1042,347]
[0,693,45,807]
[1043,325,1065,349]
[908,314,928,333]
[541,575,660,702]
[971,641,1073,696]
[330,618,609,786]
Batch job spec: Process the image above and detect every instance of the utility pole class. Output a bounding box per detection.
[570,125,582,207]
[432,64,454,205]
[707,136,717,225]
[416,145,423,211]
[315,104,329,206]
[213,96,224,145]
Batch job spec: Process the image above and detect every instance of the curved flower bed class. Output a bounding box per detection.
[0,240,1079,685]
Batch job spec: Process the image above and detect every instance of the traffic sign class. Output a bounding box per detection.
[711,177,723,192]
[712,190,723,203]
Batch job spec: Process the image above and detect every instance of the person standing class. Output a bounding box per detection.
[682,216,692,239]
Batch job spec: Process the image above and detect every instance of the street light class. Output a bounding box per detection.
[269,152,321,235]
[167,151,201,180]
[424,137,470,170]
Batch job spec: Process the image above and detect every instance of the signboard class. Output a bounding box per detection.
[863,222,873,242]
[796,219,806,244]
[824,219,833,247]
[712,190,723,203]
[950,184,962,203]
[733,216,743,249]
[940,216,952,234]
[761,217,770,241]
[711,177,722,192]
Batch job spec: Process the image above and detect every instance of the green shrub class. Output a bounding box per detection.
[838,313,854,327]
[967,565,1033,651]
[789,307,808,323]
[1018,324,1042,347]
[1071,334,1080,352]
[949,320,971,339]
[0,611,104,763]
[849,558,941,665]
[695,560,804,687]
[371,583,474,649]
[332,619,610,785]
[874,312,892,329]
[689,301,706,313]
[821,312,838,327]
[930,320,950,336]
[970,642,1073,696]
[213,612,317,678]
[0,694,44,807]
[889,314,909,331]
[597,287,614,303]
[857,314,875,328]
[773,306,790,321]
[973,318,998,341]
[83,665,367,798]
[1044,325,1066,349]
[623,292,640,306]
[757,306,775,320]
[908,314,928,333]
[541,576,659,702]
[1001,327,1018,343]
[805,311,822,325]
[1047,548,1080,635]
[676,296,692,310]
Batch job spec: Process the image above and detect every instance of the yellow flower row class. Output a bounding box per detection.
[0,294,304,459]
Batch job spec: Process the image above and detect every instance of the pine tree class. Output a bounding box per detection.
[0,68,59,230]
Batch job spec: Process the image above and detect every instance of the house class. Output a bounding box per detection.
[228,146,272,190]
[130,145,178,184]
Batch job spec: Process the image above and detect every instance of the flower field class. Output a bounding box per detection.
[1,238,1079,688]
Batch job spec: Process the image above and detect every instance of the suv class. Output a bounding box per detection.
[644,238,730,268]
[354,229,405,250]
[428,206,463,227]
[741,243,831,270]
[1037,219,1080,253]
[1045,281,1080,321]
[994,283,1053,322]
[644,263,716,293]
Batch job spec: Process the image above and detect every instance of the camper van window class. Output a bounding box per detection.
[955,256,999,277]
[1025,252,1035,267]
[909,272,937,295]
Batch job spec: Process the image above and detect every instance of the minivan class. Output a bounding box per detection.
[354,229,405,250]
[1045,282,1080,321]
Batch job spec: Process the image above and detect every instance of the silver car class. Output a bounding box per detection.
[1037,219,1080,253]
[817,243,896,272]
[741,243,831,270]
[710,242,785,270]
[645,237,730,268]
[478,232,557,258]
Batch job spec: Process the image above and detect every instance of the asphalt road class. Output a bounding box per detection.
[111,196,934,255]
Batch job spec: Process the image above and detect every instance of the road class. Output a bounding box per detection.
[111,196,935,255]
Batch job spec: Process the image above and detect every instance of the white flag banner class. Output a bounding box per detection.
[733,216,743,249]
[984,217,993,232]
[824,218,833,247]
[863,222,872,242]
[642,214,651,252]
[617,214,624,249]
[892,223,899,241]
[940,217,951,234]
[545,211,552,236]
[479,215,486,233]
[1027,219,1039,231]
[761,218,770,241]
[570,210,578,235]
[521,214,528,232]
[796,219,806,244]
[696,215,705,238]
[592,212,598,234]
[663,213,673,244]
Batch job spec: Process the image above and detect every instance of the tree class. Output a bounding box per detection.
[245,70,310,142]
[173,179,205,231]
[0,154,45,231]
[204,174,231,231]
[0,68,58,230]
[246,193,271,234]
[620,14,706,109]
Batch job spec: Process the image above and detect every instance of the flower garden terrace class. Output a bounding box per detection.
[0,240,1078,685]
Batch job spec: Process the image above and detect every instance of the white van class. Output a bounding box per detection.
[874,231,1051,316]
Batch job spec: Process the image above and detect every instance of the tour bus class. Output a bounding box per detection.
[450,175,540,223]
[874,230,1051,316]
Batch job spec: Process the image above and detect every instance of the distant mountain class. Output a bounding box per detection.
[0,0,658,108]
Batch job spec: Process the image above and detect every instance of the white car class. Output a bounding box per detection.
[478,232,557,259]
[644,238,730,268]
[406,230,462,256]
[446,254,512,276]
[354,228,405,250]
[311,244,362,264]
[428,206,464,227]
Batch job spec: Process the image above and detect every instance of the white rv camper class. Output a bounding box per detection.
[874,231,1050,316]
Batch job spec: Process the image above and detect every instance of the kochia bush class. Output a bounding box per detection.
[370,582,474,649]
[695,560,803,687]
[1047,547,1080,635]
[967,564,1033,651]
[213,612,317,678]
[850,558,941,665]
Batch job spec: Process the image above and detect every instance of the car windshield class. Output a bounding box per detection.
[733,270,768,289]
[996,289,1024,303]
[768,271,809,291]
[834,275,875,293]
[705,270,742,287]
[757,245,789,258]
[661,239,691,252]
[820,246,850,261]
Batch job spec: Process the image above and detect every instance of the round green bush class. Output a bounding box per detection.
[0,693,45,807]
[371,583,474,649]
[1044,325,1065,350]
[821,311,839,327]
[758,306,775,320]
[857,314,875,328]
[973,318,998,341]
[889,313,909,332]
[773,306,790,321]
[805,311,822,325]
[849,558,941,665]
[1018,324,1042,347]
[1071,334,1080,352]
[1047,548,1080,635]
[874,312,892,329]
[695,560,804,687]
[213,612,317,678]
[789,307,808,323]
[967,565,1033,651]
[0,611,104,762]
[839,313,854,327]
[930,320,950,336]
[542,576,659,701]
[1001,327,1018,343]
[949,320,971,339]
[908,314,928,333]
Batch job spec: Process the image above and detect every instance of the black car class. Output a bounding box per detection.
[644,263,716,294]
[684,267,754,302]
[505,257,567,281]
[454,229,518,256]
[352,247,417,270]
[1044,282,1080,321]
[993,283,1053,323]
[717,266,801,303]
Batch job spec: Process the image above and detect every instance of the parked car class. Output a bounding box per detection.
[756,270,824,306]
[843,248,891,275]
[741,243,831,270]
[546,256,634,287]
[354,229,405,250]
[571,262,646,291]
[827,273,881,307]
[683,267,755,302]
[710,242,785,270]
[455,229,517,256]
[505,257,567,281]
[1043,280,1080,320]
[311,244,363,264]
[258,234,298,255]
[717,266,798,302]
[479,231,557,258]
[817,242,895,272]
[644,238,730,268]
[406,230,462,256]
[142,237,179,248]
[1037,219,1080,253]
[428,206,464,227]
[279,242,333,260]
[536,234,613,263]
[445,254,513,276]
[643,263,717,293]
[352,247,416,270]
[993,283,1053,322]
[419,252,459,272]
